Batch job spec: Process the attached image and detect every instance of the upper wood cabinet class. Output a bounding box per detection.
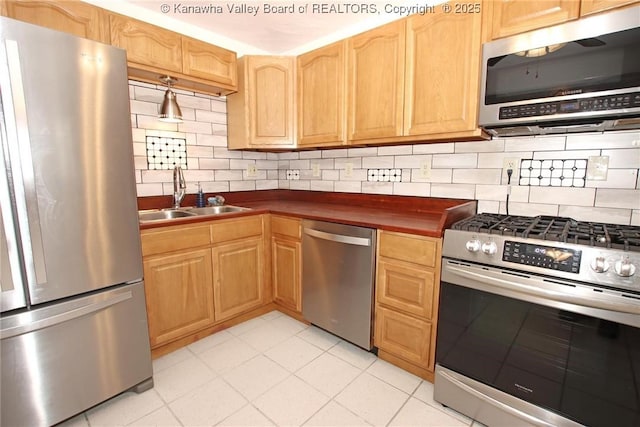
[347,20,406,141]
[1,0,110,43]
[182,36,237,87]
[227,56,296,149]
[489,1,580,39]
[404,7,483,136]
[580,0,640,15]
[109,13,236,96]
[297,41,348,147]
[110,13,182,73]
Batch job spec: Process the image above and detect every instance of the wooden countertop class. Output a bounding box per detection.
[138,190,477,237]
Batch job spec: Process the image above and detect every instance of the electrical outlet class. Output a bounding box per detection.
[587,156,609,180]
[345,162,354,178]
[419,160,431,179]
[246,163,257,178]
[502,157,520,184]
[311,163,320,177]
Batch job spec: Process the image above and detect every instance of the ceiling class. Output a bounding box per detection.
[87,0,443,55]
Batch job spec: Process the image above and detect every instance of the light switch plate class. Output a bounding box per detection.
[586,156,609,180]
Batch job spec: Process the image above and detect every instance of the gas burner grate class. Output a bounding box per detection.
[452,214,640,252]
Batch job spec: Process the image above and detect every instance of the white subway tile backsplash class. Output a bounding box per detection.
[603,149,640,169]
[455,140,505,153]
[392,182,430,197]
[412,143,454,154]
[430,184,475,199]
[432,153,477,169]
[586,170,638,189]
[179,120,213,135]
[452,169,501,185]
[230,181,256,191]
[559,206,632,224]
[378,145,412,156]
[566,130,640,150]
[362,156,394,169]
[595,189,640,209]
[529,187,595,206]
[130,82,639,224]
[503,136,565,152]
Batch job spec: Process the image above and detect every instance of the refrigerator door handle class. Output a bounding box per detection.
[0,290,133,339]
[2,39,47,288]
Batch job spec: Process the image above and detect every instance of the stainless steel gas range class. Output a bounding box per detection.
[434,214,640,427]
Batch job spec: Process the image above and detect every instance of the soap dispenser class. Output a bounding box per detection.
[196,182,206,207]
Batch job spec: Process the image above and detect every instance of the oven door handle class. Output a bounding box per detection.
[445,264,640,316]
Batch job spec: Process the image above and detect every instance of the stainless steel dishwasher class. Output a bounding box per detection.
[302,220,376,350]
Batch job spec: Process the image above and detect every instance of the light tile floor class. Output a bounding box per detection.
[59,310,486,427]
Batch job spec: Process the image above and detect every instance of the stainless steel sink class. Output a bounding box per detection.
[138,209,197,222]
[187,205,250,215]
[138,205,250,223]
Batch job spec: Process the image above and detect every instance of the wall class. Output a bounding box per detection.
[130,80,640,226]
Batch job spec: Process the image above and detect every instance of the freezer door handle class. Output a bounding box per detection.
[304,228,372,247]
[2,39,47,288]
[0,290,132,339]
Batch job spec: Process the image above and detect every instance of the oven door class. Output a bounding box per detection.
[435,259,640,427]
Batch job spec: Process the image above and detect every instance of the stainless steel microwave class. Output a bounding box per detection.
[479,6,640,137]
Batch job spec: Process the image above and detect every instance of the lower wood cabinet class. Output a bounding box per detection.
[271,216,302,312]
[212,237,264,321]
[140,214,268,351]
[143,248,214,348]
[374,230,442,381]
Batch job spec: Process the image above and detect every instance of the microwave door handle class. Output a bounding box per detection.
[1,40,47,288]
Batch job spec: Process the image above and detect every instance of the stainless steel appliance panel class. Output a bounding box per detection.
[302,220,376,350]
[1,281,153,427]
[0,17,142,306]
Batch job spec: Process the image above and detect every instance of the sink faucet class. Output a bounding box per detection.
[172,166,186,208]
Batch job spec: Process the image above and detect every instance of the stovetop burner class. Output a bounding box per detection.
[453,214,640,252]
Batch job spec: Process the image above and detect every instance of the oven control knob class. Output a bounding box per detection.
[614,257,636,277]
[481,241,498,255]
[465,240,481,252]
[590,256,610,273]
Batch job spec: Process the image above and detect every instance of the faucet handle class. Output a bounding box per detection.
[208,195,225,206]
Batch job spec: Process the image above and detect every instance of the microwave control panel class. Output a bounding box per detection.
[499,91,640,120]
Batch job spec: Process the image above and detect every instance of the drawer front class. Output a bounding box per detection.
[377,258,435,319]
[271,215,301,239]
[141,225,210,256]
[378,231,439,267]
[375,306,432,367]
[211,215,263,244]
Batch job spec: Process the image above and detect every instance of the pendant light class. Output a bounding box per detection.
[158,76,183,123]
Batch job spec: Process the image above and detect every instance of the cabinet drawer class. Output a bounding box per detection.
[141,225,210,256]
[375,306,432,368]
[211,215,263,244]
[377,258,435,319]
[271,215,301,239]
[378,231,439,267]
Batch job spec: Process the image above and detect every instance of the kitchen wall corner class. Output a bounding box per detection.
[129,80,640,226]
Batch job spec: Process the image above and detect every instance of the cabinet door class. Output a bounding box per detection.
[213,237,264,321]
[2,0,110,43]
[143,248,214,348]
[348,20,405,141]
[580,0,639,15]
[377,258,435,319]
[297,41,347,147]
[404,5,482,135]
[272,237,301,312]
[182,36,237,87]
[110,14,182,73]
[248,56,296,147]
[375,306,432,368]
[490,0,580,39]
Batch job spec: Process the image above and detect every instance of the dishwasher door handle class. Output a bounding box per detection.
[304,228,372,247]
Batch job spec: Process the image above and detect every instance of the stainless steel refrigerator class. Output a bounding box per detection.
[0,17,153,426]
